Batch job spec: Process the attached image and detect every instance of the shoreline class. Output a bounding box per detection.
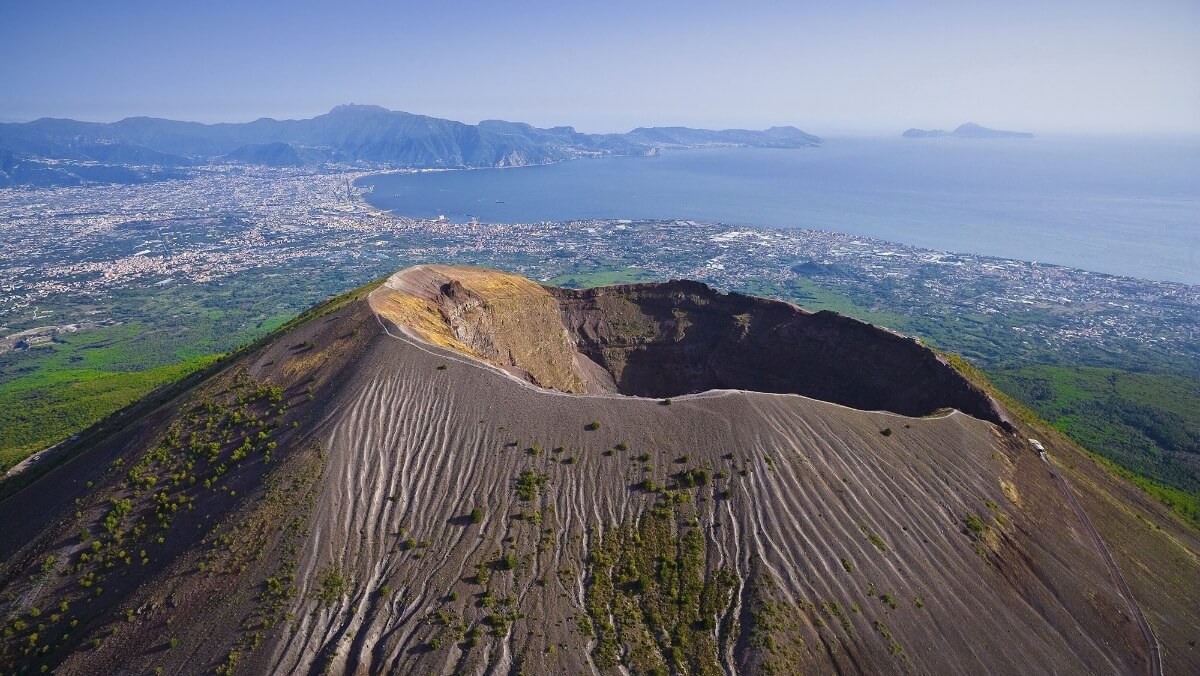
[350,141,1200,286]
[350,172,1199,292]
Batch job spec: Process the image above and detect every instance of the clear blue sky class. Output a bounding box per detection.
[1,0,1197,134]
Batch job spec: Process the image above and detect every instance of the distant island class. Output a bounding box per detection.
[903,122,1033,139]
[0,104,820,187]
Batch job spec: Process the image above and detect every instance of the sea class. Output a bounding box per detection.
[357,136,1200,285]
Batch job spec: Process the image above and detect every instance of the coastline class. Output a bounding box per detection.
[348,174,1198,297]
[348,143,1200,288]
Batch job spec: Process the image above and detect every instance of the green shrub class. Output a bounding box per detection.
[315,567,348,606]
[963,513,988,537]
[515,470,548,501]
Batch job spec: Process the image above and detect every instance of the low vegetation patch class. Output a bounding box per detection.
[859,525,888,552]
[315,566,349,607]
[962,513,989,538]
[514,470,549,501]
[583,501,735,674]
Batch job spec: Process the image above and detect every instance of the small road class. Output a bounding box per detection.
[1040,449,1163,676]
[2,437,73,479]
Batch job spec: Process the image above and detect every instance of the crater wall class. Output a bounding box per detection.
[374,266,1009,426]
[551,281,1009,425]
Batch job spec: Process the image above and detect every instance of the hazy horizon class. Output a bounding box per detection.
[2,0,1197,135]
[4,104,1200,141]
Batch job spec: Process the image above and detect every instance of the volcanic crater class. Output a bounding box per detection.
[371,264,1009,425]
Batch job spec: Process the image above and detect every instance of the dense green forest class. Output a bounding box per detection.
[0,357,217,471]
[991,366,1200,524]
[0,286,300,473]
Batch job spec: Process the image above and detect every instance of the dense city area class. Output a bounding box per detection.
[1,164,1196,372]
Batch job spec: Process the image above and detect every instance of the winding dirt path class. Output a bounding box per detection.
[1042,452,1163,676]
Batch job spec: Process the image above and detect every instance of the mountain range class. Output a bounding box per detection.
[0,105,820,186]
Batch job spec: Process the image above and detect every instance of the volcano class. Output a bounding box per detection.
[1,265,1194,675]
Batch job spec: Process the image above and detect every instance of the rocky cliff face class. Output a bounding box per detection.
[375,266,1008,425]
[551,280,1010,425]
[371,265,587,392]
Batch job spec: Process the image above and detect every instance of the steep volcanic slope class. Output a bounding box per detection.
[0,265,1196,675]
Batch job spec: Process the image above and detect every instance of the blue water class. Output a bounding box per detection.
[358,137,1200,284]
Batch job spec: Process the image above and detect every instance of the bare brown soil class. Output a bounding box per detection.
[0,265,1195,675]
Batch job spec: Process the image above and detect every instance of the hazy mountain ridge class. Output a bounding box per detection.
[903,122,1034,139]
[0,105,821,185]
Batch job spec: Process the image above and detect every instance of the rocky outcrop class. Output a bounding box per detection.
[371,265,587,392]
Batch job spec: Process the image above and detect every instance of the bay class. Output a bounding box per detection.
[357,136,1200,284]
